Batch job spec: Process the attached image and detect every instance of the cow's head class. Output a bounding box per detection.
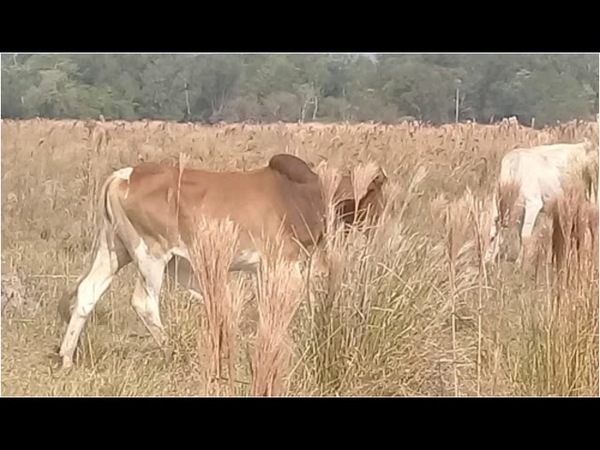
[333,167,388,231]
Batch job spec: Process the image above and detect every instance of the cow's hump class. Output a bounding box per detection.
[268,154,317,184]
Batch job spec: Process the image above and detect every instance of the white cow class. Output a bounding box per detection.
[485,140,598,265]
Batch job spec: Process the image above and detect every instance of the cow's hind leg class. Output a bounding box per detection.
[59,232,130,369]
[166,256,204,301]
[130,257,171,361]
[517,199,543,266]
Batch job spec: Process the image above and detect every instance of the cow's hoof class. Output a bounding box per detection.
[58,353,75,371]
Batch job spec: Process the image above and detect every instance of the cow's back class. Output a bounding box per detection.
[176,168,292,248]
[500,142,592,204]
[534,142,589,171]
[119,157,326,261]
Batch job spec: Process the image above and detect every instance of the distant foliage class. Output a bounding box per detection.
[2,54,598,126]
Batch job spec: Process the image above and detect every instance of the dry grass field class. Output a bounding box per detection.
[1,117,598,396]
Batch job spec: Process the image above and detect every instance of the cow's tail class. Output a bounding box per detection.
[57,168,134,323]
[102,168,143,262]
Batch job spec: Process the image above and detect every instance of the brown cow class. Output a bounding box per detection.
[163,169,388,295]
[57,154,387,369]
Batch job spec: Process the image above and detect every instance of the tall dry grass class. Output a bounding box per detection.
[491,180,524,263]
[250,237,305,396]
[541,189,599,395]
[444,192,474,396]
[1,117,598,397]
[188,216,245,395]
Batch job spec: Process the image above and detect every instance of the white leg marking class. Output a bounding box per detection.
[521,199,543,240]
[516,199,542,267]
[130,241,169,352]
[131,277,168,348]
[59,233,119,368]
[484,194,501,264]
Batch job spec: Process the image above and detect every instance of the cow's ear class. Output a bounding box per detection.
[331,176,354,205]
[365,167,388,193]
[373,167,388,185]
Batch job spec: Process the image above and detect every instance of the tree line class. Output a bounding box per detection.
[1,53,598,127]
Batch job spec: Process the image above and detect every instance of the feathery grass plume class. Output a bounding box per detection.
[314,160,342,236]
[559,140,599,203]
[251,235,305,397]
[175,151,191,223]
[550,190,577,300]
[531,214,553,284]
[581,144,598,203]
[430,192,450,223]
[467,192,493,396]
[497,180,522,229]
[429,192,450,246]
[396,165,428,223]
[368,180,401,249]
[545,188,599,395]
[378,178,399,215]
[223,275,247,392]
[309,218,351,390]
[492,180,522,262]
[572,199,594,285]
[351,161,380,225]
[188,216,242,396]
[311,160,343,329]
[587,202,599,272]
[550,187,598,297]
[445,193,473,266]
[444,193,473,397]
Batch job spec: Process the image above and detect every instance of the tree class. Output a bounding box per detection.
[1,53,597,125]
